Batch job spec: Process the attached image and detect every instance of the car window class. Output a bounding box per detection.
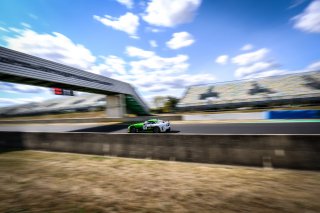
[148,121,154,124]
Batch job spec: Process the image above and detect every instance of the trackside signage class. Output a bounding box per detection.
[53,88,74,96]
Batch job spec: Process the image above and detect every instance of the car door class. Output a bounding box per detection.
[145,121,155,130]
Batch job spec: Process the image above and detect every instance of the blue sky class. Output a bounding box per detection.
[0,0,320,107]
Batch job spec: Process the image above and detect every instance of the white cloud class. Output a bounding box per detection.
[215,55,229,65]
[90,55,127,75]
[149,40,158,47]
[88,45,214,97]
[0,82,52,107]
[292,0,320,33]
[234,61,279,78]
[103,56,126,75]
[28,13,38,20]
[0,27,8,32]
[21,22,31,28]
[130,35,140,39]
[151,28,160,32]
[4,29,96,70]
[232,48,270,66]
[232,47,287,79]
[241,69,287,79]
[142,0,202,27]
[8,27,22,33]
[234,53,320,80]
[125,46,155,58]
[111,46,216,95]
[116,0,133,9]
[307,60,320,70]
[241,44,254,51]
[93,12,139,37]
[128,54,189,74]
[0,82,48,94]
[289,0,308,9]
[146,27,162,33]
[166,32,195,49]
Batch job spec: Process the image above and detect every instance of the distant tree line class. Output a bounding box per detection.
[152,96,179,113]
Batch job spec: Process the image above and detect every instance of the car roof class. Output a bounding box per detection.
[147,119,159,122]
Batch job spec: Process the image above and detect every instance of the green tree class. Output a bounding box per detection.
[152,96,180,113]
[163,96,179,113]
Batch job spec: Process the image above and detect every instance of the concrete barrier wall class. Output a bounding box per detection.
[0,132,319,170]
[0,115,182,124]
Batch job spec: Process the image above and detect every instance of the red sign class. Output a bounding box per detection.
[52,88,74,96]
[53,88,62,95]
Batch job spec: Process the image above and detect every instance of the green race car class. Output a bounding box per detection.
[128,119,171,133]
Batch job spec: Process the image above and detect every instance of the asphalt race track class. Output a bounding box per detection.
[0,122,320,134]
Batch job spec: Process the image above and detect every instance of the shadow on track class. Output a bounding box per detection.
[69,123,128,133]
[126,130,180,134]
[166,130,180,133]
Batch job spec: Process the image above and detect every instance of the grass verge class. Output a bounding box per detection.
[0,150,319,213]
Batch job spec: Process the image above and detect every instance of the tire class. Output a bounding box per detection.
[153,126,160,133]
[166,127,171,133]
[130,127,137,133]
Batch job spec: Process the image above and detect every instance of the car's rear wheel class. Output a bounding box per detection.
[130,127,137,133]
[153,127,160,133]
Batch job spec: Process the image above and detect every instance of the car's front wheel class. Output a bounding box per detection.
[166,127,171,133]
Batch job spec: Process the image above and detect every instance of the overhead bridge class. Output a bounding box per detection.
[0,46,150,117]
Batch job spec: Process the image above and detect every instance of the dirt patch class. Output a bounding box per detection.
[0,150,319,212]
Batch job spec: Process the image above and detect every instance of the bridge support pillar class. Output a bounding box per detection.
[106,94,126,118]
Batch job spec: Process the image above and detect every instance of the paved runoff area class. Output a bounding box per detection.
[0,120,320,134]
[0,150,319,212]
